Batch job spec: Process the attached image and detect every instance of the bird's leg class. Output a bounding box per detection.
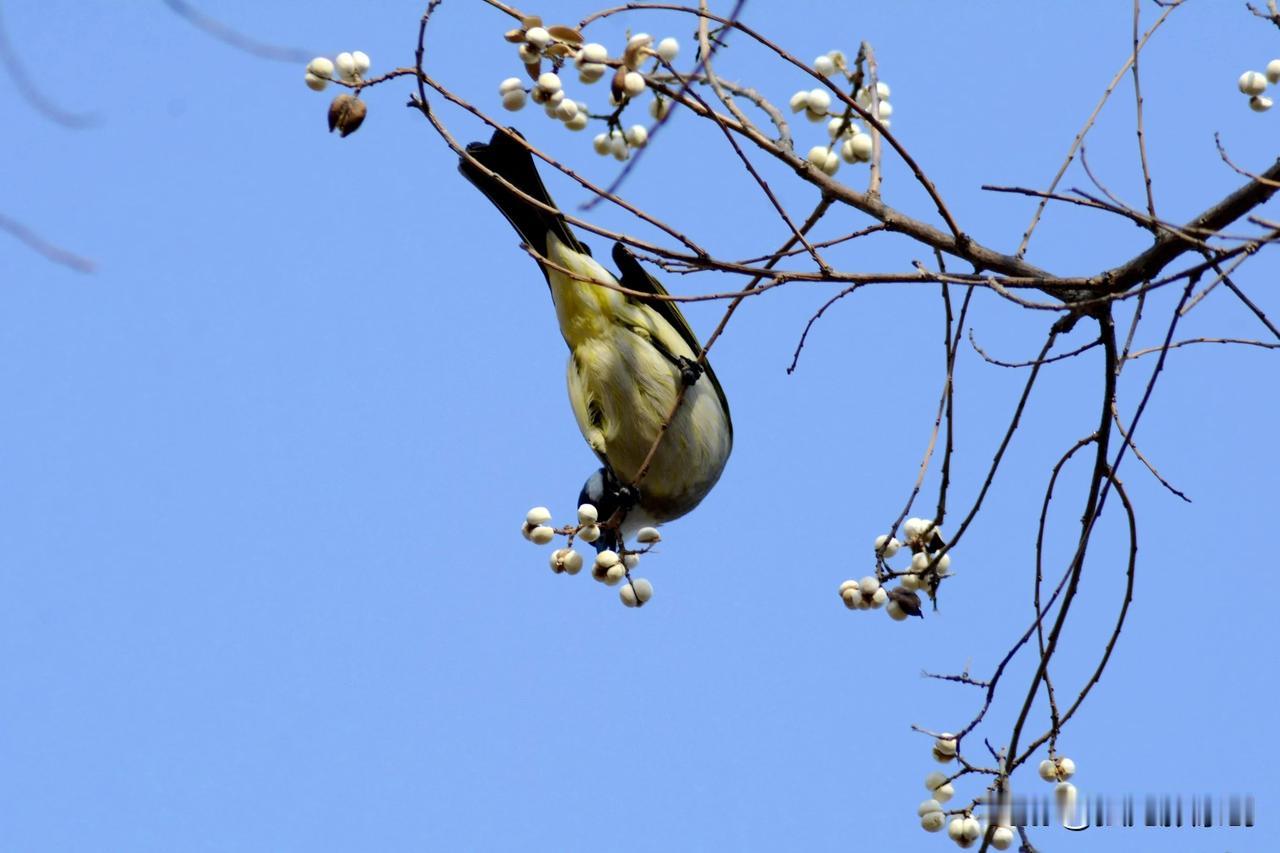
[612,481,640,512]
[631,327,703,387]
[676,356,703,387]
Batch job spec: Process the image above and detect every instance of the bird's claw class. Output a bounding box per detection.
[677,356,703,387]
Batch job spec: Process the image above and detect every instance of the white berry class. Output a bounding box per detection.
[990,826,1014,850]
[620,584,639,606]
[623,71,647,96]
[578,63,606,84]
[932,782,954,803]
[605,564,626,584]
[1239,70,1268,95]
[874,534,901,557]
[526,506,552,526]
[657,37,679,63]
[525,26,551,48]
[920,811,946,833]
[307,57,335,79]
[874,99,893,118]
[304,72,328,92]
[807,88,831,113]
[918,799,943,817]
[1251,95,1273,112]
[556,99,580,121]
[625,124,648,147]
[1055,782,1077,816]
[502,90,527,111]
[578,524,601,543]
[875,81,891,99]
[859,576,880,596]
[529,525,556,545]
[579,43,608,65]
[636,527,661,544]
[1268,59,1280,84]
[351,51,371,75]
[632,578,653,602]
[924,771,948,791]
[886,600,908,620]
[1038,759,1057,782]
[610,131,629,159]
[550,548,583,575]
[536,72,562,94]
[623,552,640,569]
[814,55,835,76]
[499,77,524,94]
[335,52,357,80]
[789,90,810,113]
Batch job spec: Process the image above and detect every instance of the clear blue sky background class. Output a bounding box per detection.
[2,2,1276,851]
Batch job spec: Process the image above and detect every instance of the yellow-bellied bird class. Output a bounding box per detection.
[459,129,732,550]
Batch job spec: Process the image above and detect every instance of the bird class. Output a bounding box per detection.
[458,128,732,551]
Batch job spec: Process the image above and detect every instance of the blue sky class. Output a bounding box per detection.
[2,2,1276,851]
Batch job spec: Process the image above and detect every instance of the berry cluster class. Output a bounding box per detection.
[495,19,681,160]
[1237,60,1280,112]
[918,736,1016,849]
[304,51,372,91]
[838,517,947,621]
[304,52,373,137]
[886,516,953,595]
[792,50,894,175]
[521,505,660,608]
[1039,753,1079,827]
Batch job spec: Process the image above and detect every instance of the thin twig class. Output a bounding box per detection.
[0,212,96,273]
[161,0,313,63]
[0,1,99,127]
[1016,1,1182,257]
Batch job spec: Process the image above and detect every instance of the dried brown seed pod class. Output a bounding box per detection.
[328,94,367,137]
[610,65,628,102]
[888,586,924,618]
[547,25,583,45]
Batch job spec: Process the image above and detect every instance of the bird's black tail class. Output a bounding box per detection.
[458,128,586,262]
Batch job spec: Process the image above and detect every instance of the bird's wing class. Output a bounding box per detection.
[611,241,732,435]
